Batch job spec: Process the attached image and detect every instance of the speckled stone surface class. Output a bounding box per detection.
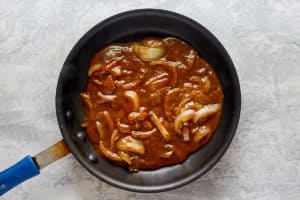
[0,0,299,199]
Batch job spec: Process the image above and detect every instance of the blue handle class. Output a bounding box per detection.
[0,156,40,196]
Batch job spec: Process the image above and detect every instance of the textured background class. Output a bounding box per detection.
[0,0,299,199]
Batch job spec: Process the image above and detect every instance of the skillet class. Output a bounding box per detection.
[0,9,241,195]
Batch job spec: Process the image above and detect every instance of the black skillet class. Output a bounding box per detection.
[0,9,241,195]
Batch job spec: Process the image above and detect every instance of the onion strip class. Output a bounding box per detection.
[159,151,173,158]
[116,136,145,154]
[110,130,119,151]
[118,123,130,133]
[174,109,195,134]
[80,93,92,112]
[88,64,102,76]
[194,126,210,142]
[97,91,116,104]
[117,151,132,165]
[128,112,148,122]
[193,104,221,123]
[182,128,190,142]
[124,90,139,111]
[103,111,114,131]
[149,60,178,86]
[131,128,157,139]
[149,111,170,141]
[164,88,181,116]
[98,141,122,161]
[121,79,142,89]
[145,72,169,85]
[95,121,105,139]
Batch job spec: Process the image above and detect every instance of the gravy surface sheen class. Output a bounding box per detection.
[80,37,223,171]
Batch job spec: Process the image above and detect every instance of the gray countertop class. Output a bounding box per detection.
[0,0,299,199]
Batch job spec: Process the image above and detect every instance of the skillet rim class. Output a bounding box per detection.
[55,8,241,192]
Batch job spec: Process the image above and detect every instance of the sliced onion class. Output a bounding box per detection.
[159,151,173,158]
[95,121,105,139]
[164,88,181,117]
[102,111,114,131]
[185,49,196,68]
[110,130,119,151]
[190,76,211,93]
[133,43,165,61]
[97,91,116,104]
[124,90,139,111]
[128,112,148,122]
[118,123,130,133]
[121,79,142,89]
[116,136,145,154]
[98,141,122,161]
[88,64,102,76]
[80,93,92,112]
[193,104,221,123]
[147,78,169,91]
[194,126,210,142]
[176,98,190,115]
[110,66,122,76]
[149,111,171,141]
[131,128,157,140]
[145,72,169,85]
[174,109,195,134]
[182,128,190,142]
[164,144,181,157]
[149,60,178,86]
[117,151,132,165]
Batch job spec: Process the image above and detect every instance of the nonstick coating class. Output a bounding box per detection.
[55,9,241,192]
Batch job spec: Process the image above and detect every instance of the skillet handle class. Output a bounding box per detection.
[0,156,40,196]
[0,140,70,196]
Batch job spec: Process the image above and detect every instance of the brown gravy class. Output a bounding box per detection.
[80,37,223,171]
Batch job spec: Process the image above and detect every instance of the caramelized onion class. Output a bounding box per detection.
[99,141,122,161]
[193,104,221,123]
[182,128,190,142]
[80,93,92,112]
[131,128,157,139]
[149,111,170,141]
[145,72,168,85]
[185,49,196,68]
[159,151,173,158]
[176,98,190,115]
[117,151,132,164]
[149,60,178,86]
[194,126,210,142]
[190,76,211,93]
[110,66,122,76]
[133,42,165,61]
[88,63,103,76]
[103,111,114,131]
[88,60,119,77]
[174,109,195,134]
[110,130,119,150]
[95,121,105,139]
[164,88,181,117]
[128,112,148,122]
[97,91,116,104]
[118,123,130,133]
[116,136,145,154]
[124,90,139,111]
[121,79,142,89]
[147,78,169,91]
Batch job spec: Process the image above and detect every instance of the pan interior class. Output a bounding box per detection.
[55,9,240,192]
